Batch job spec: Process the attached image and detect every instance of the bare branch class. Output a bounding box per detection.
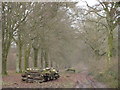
[84,1,106,18]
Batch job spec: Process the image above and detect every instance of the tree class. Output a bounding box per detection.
[2,2,33,74]
[85,1,119,64]
[2,2,16,75]
[12,2,33,73]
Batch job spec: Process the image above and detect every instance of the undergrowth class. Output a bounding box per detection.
[87,57,118,88]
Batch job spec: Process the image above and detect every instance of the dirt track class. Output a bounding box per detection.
[74,71,106,88]
[2,70,107,88]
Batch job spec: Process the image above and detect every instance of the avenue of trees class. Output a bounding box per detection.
[1,1,119,83]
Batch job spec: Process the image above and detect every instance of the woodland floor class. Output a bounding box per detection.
[2,69,107,88]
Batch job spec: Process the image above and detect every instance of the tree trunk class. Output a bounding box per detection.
[2,3,8,75]
[41,48,44,68]
[33,48,39,67]
[2,31,11,75]
[50,59,53,67]
[106,13,114,65]
[16,31,23,73]
[16,45,22,73]
[105,8,115,67]
[2,54,7,75]
[107,28,114,66]
[24,45,31,70]
[44,49,49,68]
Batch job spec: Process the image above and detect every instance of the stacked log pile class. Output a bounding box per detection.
[21,68,60,83]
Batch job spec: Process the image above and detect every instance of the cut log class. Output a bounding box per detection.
[21,67,60,83]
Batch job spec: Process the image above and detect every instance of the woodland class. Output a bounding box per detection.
[1,1,119,88]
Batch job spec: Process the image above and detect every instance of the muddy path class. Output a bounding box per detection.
[73,72,106,88]
[73,63,107,88]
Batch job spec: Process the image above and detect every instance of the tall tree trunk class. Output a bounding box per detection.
[107,28,114,67]
[2,53,7,75]
[2,39,11,75]
[50,59,53,67]
[33,48,39,67]
[105,8,115,67]
[16,31,23,73]
[16,45,22,73]
[106,15,114,66]
[2,26,8,75]
[41,48,44,68]
[19,45,22,72]
[24,45,31,70]
[2,3,7,75]
[44,49,49,68]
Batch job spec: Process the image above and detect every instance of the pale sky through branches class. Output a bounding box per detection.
[77,0,98,7]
